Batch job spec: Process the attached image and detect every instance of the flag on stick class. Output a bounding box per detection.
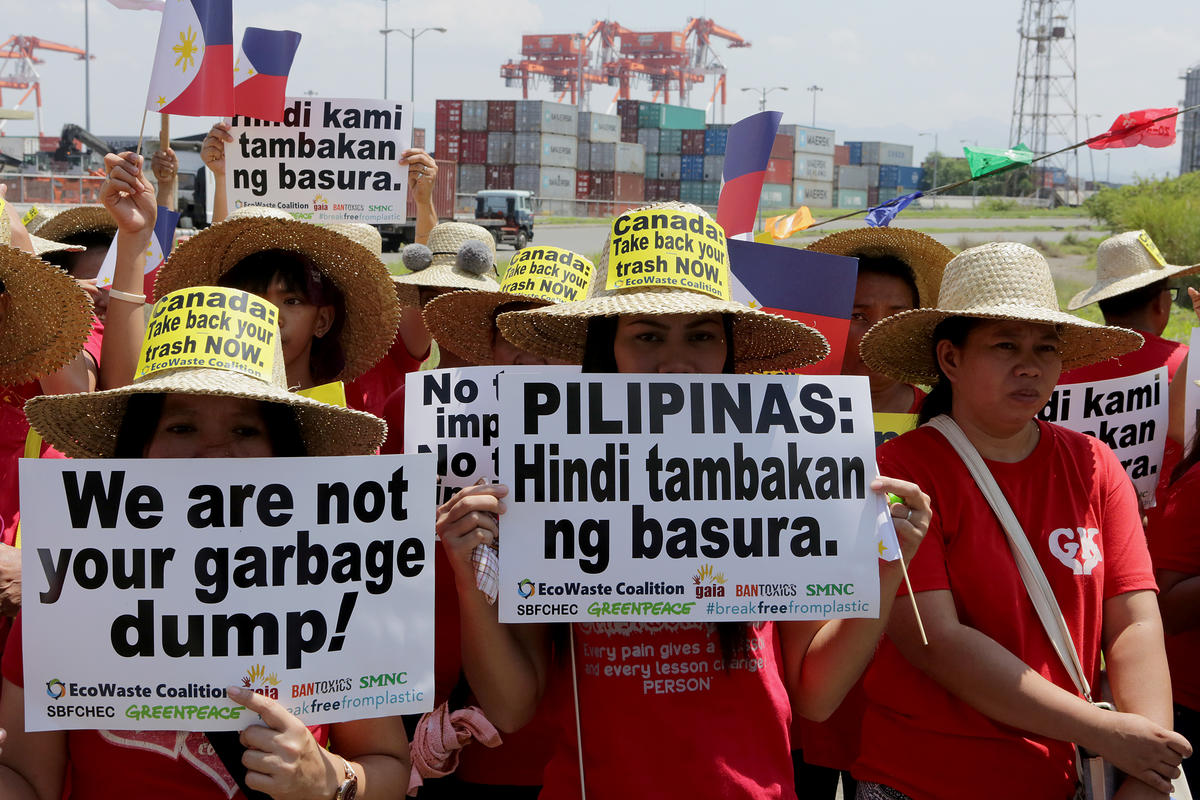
[106,0,166,10]
[717,111,782,241]
[1087,108,1178,150]
[95,206,181,300]
[865,191,922,228]
[145,0,235,117]
[963,143,1033,179]
[233,28,302,122]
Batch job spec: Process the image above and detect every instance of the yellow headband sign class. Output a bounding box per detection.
[606,209,731,300]
[1138,232,1168,267]
[501,246,595,303]
[135,287,279,382]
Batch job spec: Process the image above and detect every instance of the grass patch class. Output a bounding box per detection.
[1055,277,1197,344]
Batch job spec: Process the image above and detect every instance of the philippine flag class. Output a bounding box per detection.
[145,0,234,116]
[95,206,181,301]
[727,238,858,375]
[716,111,781,241]
[233,28,302,122]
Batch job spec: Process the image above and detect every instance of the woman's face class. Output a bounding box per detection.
[612,313,728,374]
[939,319,1062,430]
[264,276,334,371]
[844,272,917,389]
[144,394,275,459]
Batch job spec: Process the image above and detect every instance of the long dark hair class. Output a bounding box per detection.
[219,250,347,384]
[916,316,981,425]
[1172,428,1200,485]
[114,393,309,457]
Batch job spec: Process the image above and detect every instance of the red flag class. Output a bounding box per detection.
[1088,108,1177,150]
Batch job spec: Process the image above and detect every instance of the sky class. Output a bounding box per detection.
[3,0,1198,183]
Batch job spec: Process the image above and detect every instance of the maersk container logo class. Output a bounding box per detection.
[796,131,808,148]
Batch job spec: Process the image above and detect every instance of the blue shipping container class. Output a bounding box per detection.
[878,164,925,188]
[847,141,863,165]
[681,154,705,182]
[704,127,728,155]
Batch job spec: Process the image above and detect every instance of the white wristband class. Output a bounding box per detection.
[108,288,146,305]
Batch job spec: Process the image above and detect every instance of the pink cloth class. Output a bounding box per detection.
[406,702,502,796]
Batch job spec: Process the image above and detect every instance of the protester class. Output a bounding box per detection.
[152,146,179,211]
[854,241,1188,800]
[808,227,953,414]
[0,289,408,799]
[153,205,400,399]
[25,204,118,323]
[435,203,930,799]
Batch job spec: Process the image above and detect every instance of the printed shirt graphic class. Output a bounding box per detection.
[539,621,795,799]
[855,422,1155,800]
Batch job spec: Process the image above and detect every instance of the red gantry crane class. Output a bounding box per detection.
[0,35,92,135]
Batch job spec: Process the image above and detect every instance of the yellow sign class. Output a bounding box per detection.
[874,412,918,448]
[134,287,279,382]
[298,381,347,407]
[20,204,37,228]
[606,209,731,300]
[500,246,595,303]
[1138,232,1168,267]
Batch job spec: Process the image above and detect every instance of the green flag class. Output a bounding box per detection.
[963,143,1034,178]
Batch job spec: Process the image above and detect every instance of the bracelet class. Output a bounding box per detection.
[108,288,147,305]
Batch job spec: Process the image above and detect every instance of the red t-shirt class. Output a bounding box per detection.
[907,385,926,415]
[2,615,329,799]
[1059,331,1186,385]
[380,383,407,456]
[855,421,1156,800]
[1148,465,1200,712]
[345,334,425,418]
[540,621,795,799]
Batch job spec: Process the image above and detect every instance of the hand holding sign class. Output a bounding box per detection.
[230,685,343,800]
[436,483,507,589]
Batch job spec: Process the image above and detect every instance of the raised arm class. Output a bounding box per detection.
[201,121,233,225]
[0,677,68,800]
[152,147,179,212]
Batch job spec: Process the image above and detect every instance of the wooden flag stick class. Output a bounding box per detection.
[898,551,929,647]
[569,625,588,800]
[135,109,149,155]
[159,113,170,152]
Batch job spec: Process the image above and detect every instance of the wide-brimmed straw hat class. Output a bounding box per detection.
[23,204,117,242]
[496,203,829,373]
[423,246,596,364]
[1067,230,1200,310]
[392,222,500,307]
[860,241,1143,385]
[154,206,400,381]
[806,227,953,307]
[25,288,385,458]
[0,209,94,386]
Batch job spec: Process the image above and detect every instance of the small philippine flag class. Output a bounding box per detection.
[145,0,235,116]
[233,27,302,122]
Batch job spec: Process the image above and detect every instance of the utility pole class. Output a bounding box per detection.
[741,86,787,113]
[806,84,822,127]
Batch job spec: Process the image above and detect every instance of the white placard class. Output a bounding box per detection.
[226,97,410,223]
[1040,367,1169,507]
[19,455,434,731]
[497,373,890,623]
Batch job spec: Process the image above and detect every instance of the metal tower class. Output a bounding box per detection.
[1009,0,1080,201]
[1181,62,1200,175]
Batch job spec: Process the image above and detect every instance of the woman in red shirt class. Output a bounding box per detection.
[854,242,1188,800]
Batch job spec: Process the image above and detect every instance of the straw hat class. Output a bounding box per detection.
[859,241,1143,385]
[496,203,829,373]
[0,216,94,386]
[1067,230,1200,310]
[392,222,500,307]
[30,236,86,258]
[23,205,117,243]
[154,206,400,381]
[806,227,953,307]
[25,289,385,459]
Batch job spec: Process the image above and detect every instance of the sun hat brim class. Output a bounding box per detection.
[154,214,400,381]
[25,367,386,459]
[805,227,953,307]
[26,206,117,243]
[30,235,85,257]
[423,289,551,365]
[393,266,501,308]
[859,305,1144,386]
[0,244,94,386]
[1067,260,1200,310]
[497,287,830,373]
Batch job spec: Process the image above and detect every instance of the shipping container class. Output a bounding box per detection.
[848,142,863,165]
[660,104,706,130]
[867,187,879,206]
[487,100,515,131]
[461,100,488,132]
[703,154,725,182]
[704,125,729,155]
[576,144,590,171]
[590,142,645,174]
[616,99,641,131]
[614,172,644,202]
[794,154,834,182]
[638,128,660,154]
[435,100,462,133]
[657,154,682,181]
[457,163,486,195]
[833,144,850,166]
[486,132,514,165]
[513,165,576,200]
[793,180,834,207]
[681,129,706,155]
[459,131,488,165]
[866,166,880,189]
[522,34,581,57]
[576,171,592,200]
[771,134,794,161]
[433,131,460,161]
[859,141,913,167]
[578,112,621,143]
[778,125,836,156]
[658,129,683,155]
[644,154,659,181]
[702,181,721,206]
[405,158,456,220]
[485,164,514,190]
[514,101,577,135]
[586,171,609,200]
[645,179,680,202]
[759,183,791,210]
[877,187,902,203]
[514,132,577,168]
[765,157,794,185]
[637,103,664,128]
[680,180,704,205]
[836,165,870,191]
[877,164,925,189]
[834,189,868,209]
[412,128,426,150]
[620,128,639,144]
[623,31,686,55]
[680,154,705,182]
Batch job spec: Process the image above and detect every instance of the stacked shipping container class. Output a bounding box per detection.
[839,141,922,207]
[576,111,646,209]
